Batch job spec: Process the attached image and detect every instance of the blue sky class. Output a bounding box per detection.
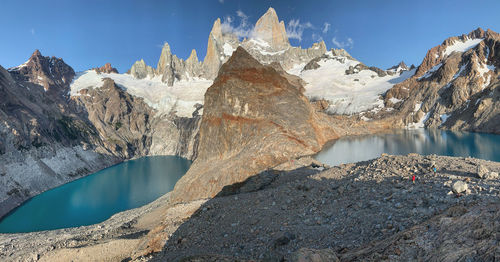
[1,0,499,73]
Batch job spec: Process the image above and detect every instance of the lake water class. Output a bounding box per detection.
[315,129,500,167]
[0,156,191,233]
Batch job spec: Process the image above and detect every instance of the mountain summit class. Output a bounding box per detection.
[253,7,290,50]
[127,7,325,85]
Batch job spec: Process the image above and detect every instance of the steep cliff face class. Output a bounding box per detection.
[253,7,290,51]
[0,54,120,218]
[170,47,337,203]
[73,78,201,159]
[384,28,499,133]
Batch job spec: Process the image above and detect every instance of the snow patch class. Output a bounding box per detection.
[407,111,430,129]
[389,97,403,104]
[418,63,442,80]
[440,113,450,124]
[70,70,212,117]
[414,102,422,112]
[223,43,235,56]
[290,55,413,115]
[443,38,483,57]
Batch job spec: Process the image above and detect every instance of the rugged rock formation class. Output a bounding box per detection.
[0,53,119,217]
[0,50,202,218]
[129,59,155,79]
[169,47,337,203]
[202,18,240,79]
[387,61,409,73]
[93,63,118,74]
[73,78,201,159]
[384,28,500,133]
[127,7,326,84]
[8,50,74,94]
[252,7,290,51]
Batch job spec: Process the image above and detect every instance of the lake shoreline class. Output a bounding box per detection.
[1,153,498,261]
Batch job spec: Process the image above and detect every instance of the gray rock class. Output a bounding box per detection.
[477,165,489,179]
[452,181,468,194]
[290,248,339,262]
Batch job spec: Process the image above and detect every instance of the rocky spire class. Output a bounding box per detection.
[253,7,290,50]
[186,49,199,64]
[203,18,224,79]
[130,59,154,79]
[156,42,177,86]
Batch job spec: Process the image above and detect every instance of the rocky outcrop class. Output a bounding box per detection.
[93,63,118,74]
[387,61,409,73]
[129,59,155,79]
[169,47,337,203]
[384,28,500,133]
[8,50,74,94]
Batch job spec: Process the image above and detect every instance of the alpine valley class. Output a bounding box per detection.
[0,7,499,262]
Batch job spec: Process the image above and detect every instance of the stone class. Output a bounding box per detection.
[477,165,489,179]
[452,181,468,194]
[484,172,498,180]
[290,248,340,262]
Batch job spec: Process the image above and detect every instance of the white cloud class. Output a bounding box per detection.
[312,33,323,42]
[30,28,35,35]
[322,22,330,34]
[332,36,354,49]
[218,0,224,3]
[221,10,254,38]
[286,19,313,42]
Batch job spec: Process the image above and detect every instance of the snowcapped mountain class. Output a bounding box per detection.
[70,7,327,118]
[286,49,415,115]
[383,28,499,132]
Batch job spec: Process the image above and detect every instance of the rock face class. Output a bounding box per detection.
[202,18,240,79]
[0,52,120,217]
[384,28,500,133]
[170,47,336,203]
[93,63,118,74]
[8,50,75,93]
[73,78,201,159]
[129,59,155,79]
[253,7,290,50]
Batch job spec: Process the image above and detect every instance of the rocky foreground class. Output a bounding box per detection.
[1,153,498,261]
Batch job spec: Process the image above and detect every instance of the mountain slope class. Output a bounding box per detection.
[383,28,499,133]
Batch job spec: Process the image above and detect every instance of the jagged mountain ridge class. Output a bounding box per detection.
[383,28,499,133]
[128,7,327,85]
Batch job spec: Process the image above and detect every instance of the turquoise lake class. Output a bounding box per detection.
[1,129,499,233]
[0,156,191,233]
[315,129,500,166]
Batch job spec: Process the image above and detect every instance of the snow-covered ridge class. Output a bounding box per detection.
[287,51,415,115]
[71,70,212,117]
[443,38,483,57]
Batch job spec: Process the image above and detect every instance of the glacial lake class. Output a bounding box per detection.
[1,130,499,234]
[315,129,500,166]
[0,156,191,233]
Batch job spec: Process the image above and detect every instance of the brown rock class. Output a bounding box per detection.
[93,63,118,74]
[170,47,337,203]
